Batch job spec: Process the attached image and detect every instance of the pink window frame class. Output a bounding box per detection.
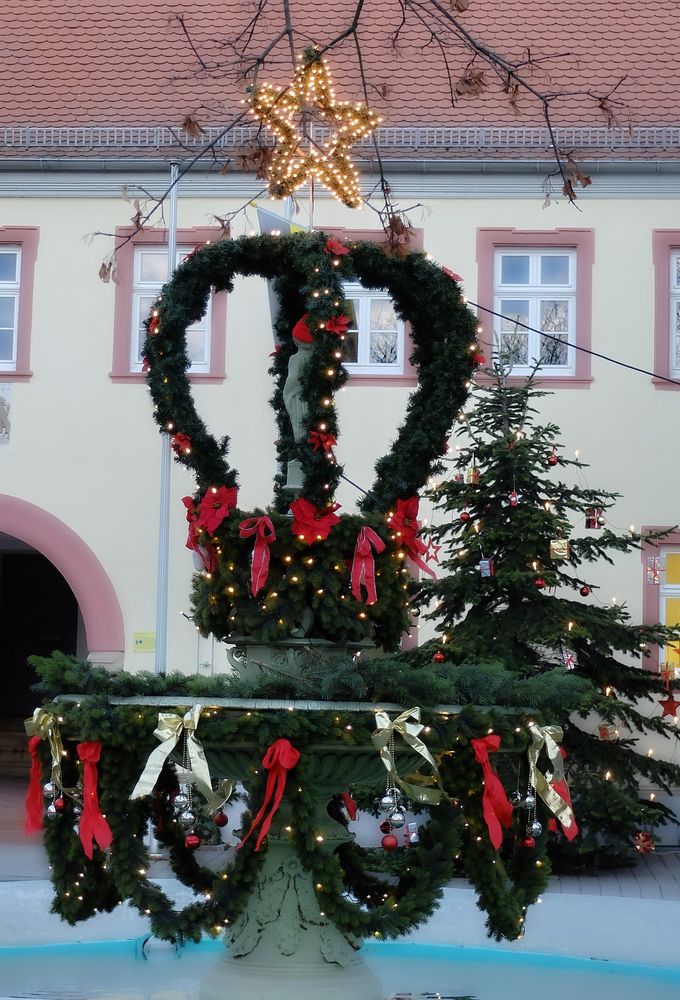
[640,526,680,673]
[0,226,39,381]
[110,227,227,383]
[652,231,680,390]
[475,228,594,387]
[323,227,424,387]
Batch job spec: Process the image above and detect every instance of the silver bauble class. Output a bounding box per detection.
[174,792,189,810]
[380,790,399,810]
[43,781,54,797]
[179,809,196,828]
[71,802,82,818]
[529,819,542,837]
[510,791,523,807]
[388,809,406,829]
[524,794,536,809]
[46,802,58,818]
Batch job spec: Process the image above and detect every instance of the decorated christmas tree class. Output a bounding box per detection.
[415,367,680,869]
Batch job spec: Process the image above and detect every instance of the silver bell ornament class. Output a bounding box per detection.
[529,819,542,837]
[388,809,406,829]
[43,781,54,797]
[524,793,536,809]
[178,809,196,829]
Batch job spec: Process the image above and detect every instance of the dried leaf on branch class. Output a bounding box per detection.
[455,67,486,97]
[181,115,204,140]
[562,154,592,201]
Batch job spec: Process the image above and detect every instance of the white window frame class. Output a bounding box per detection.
[341,282,405,376]
[669,251,680,379]
[0,247,21,372]
[493,248,576,377]
[130,246,212,374]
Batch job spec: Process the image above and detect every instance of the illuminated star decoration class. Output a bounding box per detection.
[659,691,680,719]
[248,48,381,209]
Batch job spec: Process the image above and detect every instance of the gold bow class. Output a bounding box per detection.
[372,707,445,806]
[527,722,576,830]
[24,707,75,794]
[130,705,223,810]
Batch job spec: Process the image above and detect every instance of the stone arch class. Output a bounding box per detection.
[0,494,124,668]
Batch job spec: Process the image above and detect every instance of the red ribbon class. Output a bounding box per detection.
[308,430,337,453]
[238,739,300,852]
[387,496,436,579]
[470,735,513,849]
[25,735,44,834]
[351,526,386,605]
[239,516,276,596]
[77,742,113,859]
[342,791,358,820]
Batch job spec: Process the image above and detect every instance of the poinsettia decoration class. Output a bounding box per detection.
[324,315,351,336]
[386,496,436,578]
[324,238,349,257]
[197,485,238,534]
[171,432,192,456]
[290,497,341,543]
[308,430,337,453]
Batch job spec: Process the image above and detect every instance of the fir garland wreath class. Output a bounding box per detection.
[143,232,480,649]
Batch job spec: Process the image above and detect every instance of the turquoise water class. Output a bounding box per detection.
[1,939,679,999]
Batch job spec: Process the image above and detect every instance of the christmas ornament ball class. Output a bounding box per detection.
[524,794,536,809]
[534,577,546,589]
[432,650,446,663]
[54,797,66,814]
[43,781,54,797]
[522,836,536,849]
[510,791,523,807]
[173,792,189,809]
[178,808,196,828]
[46,802,58,818]
[214,811,229,828]
[184,833,202,850]
[459,510,471,522]
[579,585,590,596]
[548,454,559,467]
[381,833,399,851]
[380,790,399,809]
[379,820,392,834]
[388,809,406,829]
[529,819,543,837]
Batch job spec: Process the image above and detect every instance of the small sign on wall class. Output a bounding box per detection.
[0,384,11,444]
[133,631,156,652]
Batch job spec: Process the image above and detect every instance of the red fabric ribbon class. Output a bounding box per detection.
[290,497,341,543]
[325,315,350,336]
[238,739,300,852]
[341,791,358,820]
[77,741,113,860]
[25,735,44,834]
[308,430,336,453]
[470,735,513,849]
[351,526,386,605]
[387,496,436,579]
[551,746,579,841]
[239,516,276,596]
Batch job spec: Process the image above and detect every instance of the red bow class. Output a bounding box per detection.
[290,497,341,543]
[239,516,276,595]
[238,739,300,852]
[387,497,436,579]
[442,266,463,282]
[308,430,337,453]
[470,735,513,849]
[77,742,113,859]
[325,314,350,336]
[171,432,191,456]
[351,527,386,605]
[25,735,44,834]
[182,497,217,572]
[197,485,238,534]
[148,314,160,334]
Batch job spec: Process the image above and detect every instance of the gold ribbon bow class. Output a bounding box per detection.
[527,722,576,831]
[372,707,445,806]
[130,705,223,810]
[24,707,74,794]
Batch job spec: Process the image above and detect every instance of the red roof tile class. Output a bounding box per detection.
[2,1,679,156]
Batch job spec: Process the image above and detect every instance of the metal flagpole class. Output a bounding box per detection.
[153,161,179,675]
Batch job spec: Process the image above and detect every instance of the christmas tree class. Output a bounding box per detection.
[416,366,680,869]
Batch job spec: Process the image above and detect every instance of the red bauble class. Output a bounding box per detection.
[432,650,446,663]
[214,811,228,828]
[522,836,536,849]
[54,797,66,813]
[379,820,392,834]
[459,511,471,522]
[579,585,590,596]
[184,833,202,850]
[381,834,399,851]
[534,577,546,589]
[547,454,558,467]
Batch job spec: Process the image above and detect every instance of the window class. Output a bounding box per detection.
[0,228,39,380]
[476,229,594,386]
[130,247,211,374]
[641,528,680,673]
[342,283,404,375]
[111,227,226,382]
[652,232,680,389]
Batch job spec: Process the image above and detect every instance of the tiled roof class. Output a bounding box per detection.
[2,1,679,156]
